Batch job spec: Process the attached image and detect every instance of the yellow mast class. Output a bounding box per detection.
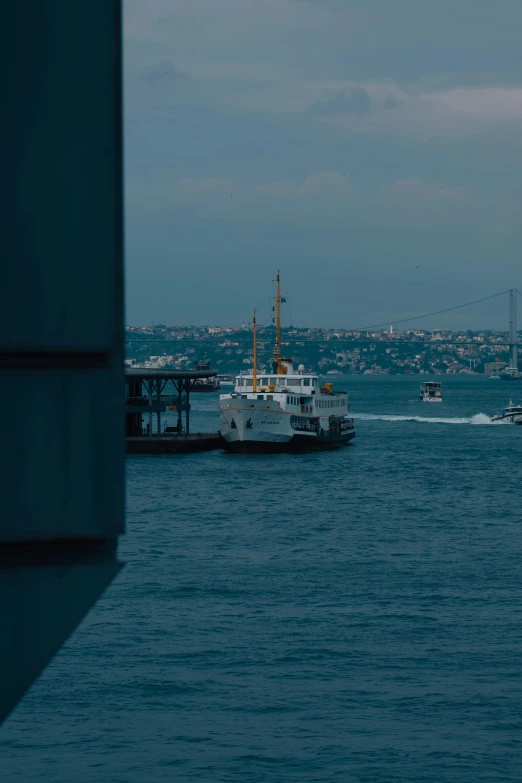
[252,309,257,392]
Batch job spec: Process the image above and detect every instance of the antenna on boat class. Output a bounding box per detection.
[252,309,257,393]
[271,270,286,374]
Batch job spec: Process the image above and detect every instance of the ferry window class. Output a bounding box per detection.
[257,395,264,400]
[312,379,317,386]
[287,378,300,387]
[245,379,253,387]
[277,378,286,386]
[261,378,268,386]
[303,378,310,386]
[267,395,273,400]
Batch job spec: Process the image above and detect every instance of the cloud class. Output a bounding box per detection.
[310,87,373,115]
[141,62,187,86]
[383,94,400,110]
[374,177,473,231]
[153,171,358,226]
[429,87,522,121]
[308,86,522,142]
[162,172,471,232]
[379,177,470,205]
[256,171,351,196]
[175,177,238,196]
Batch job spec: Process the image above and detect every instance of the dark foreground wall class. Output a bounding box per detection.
[0,2,124,723]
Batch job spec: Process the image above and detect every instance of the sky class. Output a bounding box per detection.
[124,0,522,329]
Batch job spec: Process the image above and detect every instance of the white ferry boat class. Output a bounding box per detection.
[491,400,522,424]
[420,381,443,402]
[500,367,521,381]
[218,273,355,453]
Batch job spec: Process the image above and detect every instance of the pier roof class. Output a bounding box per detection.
[125,368,217,380]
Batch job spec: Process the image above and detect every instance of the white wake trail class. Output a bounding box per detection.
[351,413,493,425]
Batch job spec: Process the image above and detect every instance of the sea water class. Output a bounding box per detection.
[2,376,521,782]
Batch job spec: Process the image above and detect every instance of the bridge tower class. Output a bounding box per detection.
[509,288,518,371]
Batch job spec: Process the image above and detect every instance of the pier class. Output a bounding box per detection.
[125,368,224,454]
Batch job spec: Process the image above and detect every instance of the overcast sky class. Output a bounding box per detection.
[124,0,522,328]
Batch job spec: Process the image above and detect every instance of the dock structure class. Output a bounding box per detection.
[125,368,224,453]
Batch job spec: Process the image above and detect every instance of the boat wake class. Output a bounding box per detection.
[351,413,494,425]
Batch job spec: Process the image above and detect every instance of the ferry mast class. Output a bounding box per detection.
[272,270,285,374]
[252,309,257,392]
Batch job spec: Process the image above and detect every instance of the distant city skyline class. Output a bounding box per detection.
[124,321,518,376]
[124,1,522,326]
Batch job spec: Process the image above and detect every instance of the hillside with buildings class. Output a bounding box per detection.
[124,324,514,377]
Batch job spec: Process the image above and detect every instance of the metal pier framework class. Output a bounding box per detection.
[125,369,223,453]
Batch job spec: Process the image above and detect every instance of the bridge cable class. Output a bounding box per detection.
[353,289,511,333]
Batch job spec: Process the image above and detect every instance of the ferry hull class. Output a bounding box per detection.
[219,399,354,453]
[223,431,355,454]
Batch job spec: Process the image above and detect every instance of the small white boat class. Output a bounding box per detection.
[216,374,235,387]
[420,381,443,402]
[491,400,522,424]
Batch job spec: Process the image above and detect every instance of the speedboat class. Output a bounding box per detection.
[491,400,522,424]
[420,381,443,402]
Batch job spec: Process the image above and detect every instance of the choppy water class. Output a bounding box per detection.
[2,376,522,782]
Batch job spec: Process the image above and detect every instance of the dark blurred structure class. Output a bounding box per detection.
[0,2,124,723]
[125,368,218,437]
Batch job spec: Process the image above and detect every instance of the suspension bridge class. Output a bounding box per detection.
[125,288,522,363]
